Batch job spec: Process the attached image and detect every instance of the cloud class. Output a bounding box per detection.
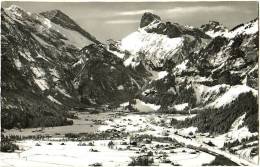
[117,9,154,16]
[105,19,140,24]
[166,6,237,14]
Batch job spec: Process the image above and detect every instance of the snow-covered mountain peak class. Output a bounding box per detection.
[225,18,258,38]
[201,20,228,38]
[140,15,211,39]
[202,18,258,38]
[5,5,31,18]
[201,20,227,32]
[108,12,211,71]
[6,4,24,12]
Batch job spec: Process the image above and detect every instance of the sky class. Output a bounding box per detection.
[2,1,258,42]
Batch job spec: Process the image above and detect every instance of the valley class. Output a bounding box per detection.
[1,109,252,167]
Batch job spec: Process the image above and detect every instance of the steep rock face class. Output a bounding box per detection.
[140,12,161,28]
[177,20,258,134]
[1,5,101,128]
[72,44,148,106]
[195,26,258,87]
[40,10,100,45]
[139,13,210,39]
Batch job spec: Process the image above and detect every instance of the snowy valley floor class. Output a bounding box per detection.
[0,111,258,167]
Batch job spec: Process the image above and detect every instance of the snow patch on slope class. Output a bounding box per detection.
[117,85,124,90]
[149,71,168,80]
[227,127,258,143]
[120,102,129,107]
[56,87,72,98]
[173,60,188,75]
[31,67,46,78]
[133,99,160,112]
[193,84,230,105]
[230,113,246,131]
[34,78,49,91]
[171,103,189,112]
[225,19,258,38]
[206,19,258,38]
[49,68,60,82]
[36,53,49,62]
[14,58,22,70]
[47,95,62,105]
[206,29,228,38]
[19,50,35,62]
[123,56,140,67]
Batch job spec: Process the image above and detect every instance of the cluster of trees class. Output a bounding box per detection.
[5,134,52,141]
[202,155,238,166]
[1,105,73,129]
[129,134,178,144]
[64,130,129,141]
[175,91,258,134]
[141,73,196,111]
[0,135,19,152]
[224,135,258,149]
[128,155,154,166]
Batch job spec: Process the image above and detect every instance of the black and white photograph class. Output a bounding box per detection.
[0,1,259,166]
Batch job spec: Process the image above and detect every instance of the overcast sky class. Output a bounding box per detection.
[2,1,258,42]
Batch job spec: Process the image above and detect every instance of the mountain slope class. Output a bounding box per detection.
[1,5,102,128]
[1,5,151,129]
[112,12,259,136]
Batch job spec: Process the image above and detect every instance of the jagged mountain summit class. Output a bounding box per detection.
[201,18,258,38]
[111,12,211,71]
[200,20,228,38]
